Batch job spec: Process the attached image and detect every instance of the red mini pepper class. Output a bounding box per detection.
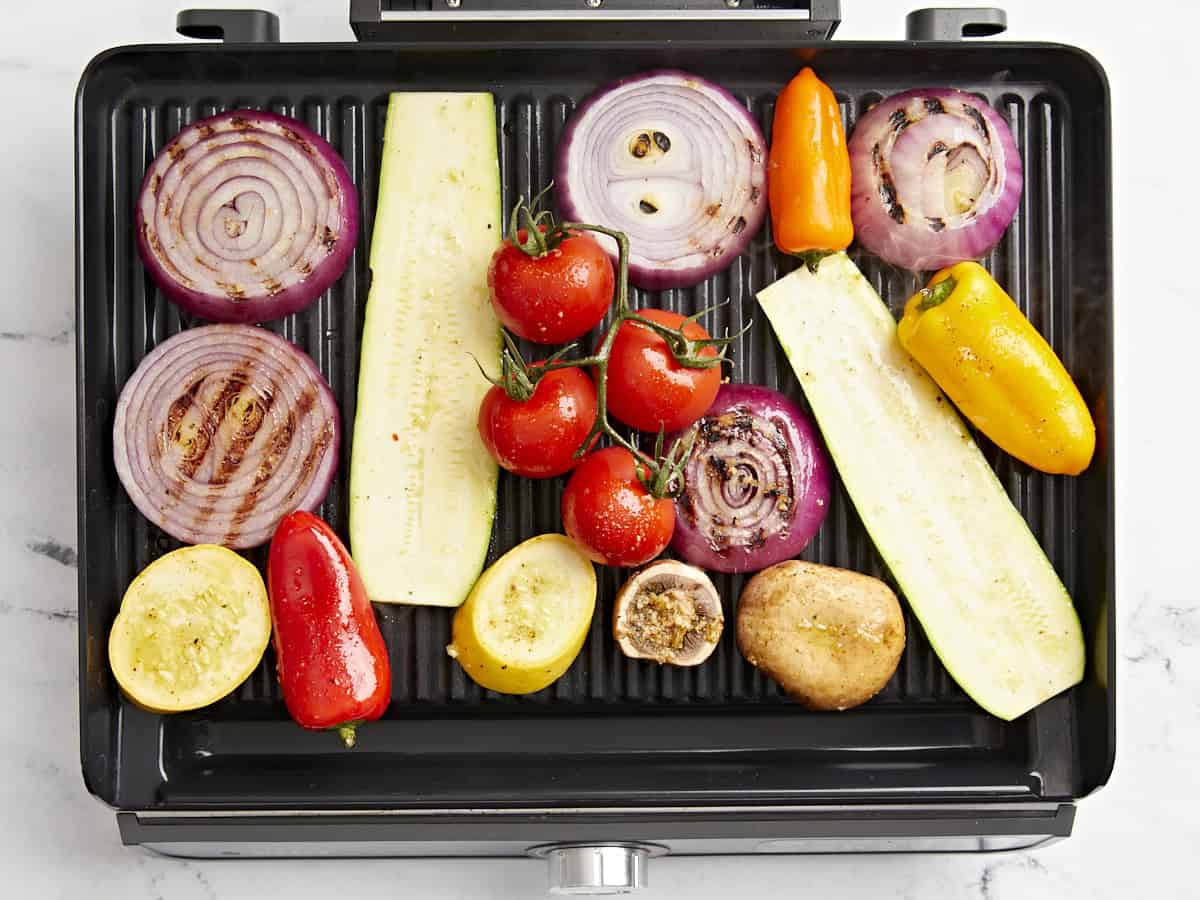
[268,510,391,748]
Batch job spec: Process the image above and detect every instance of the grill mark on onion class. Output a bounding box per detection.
[159,377,204,461]
[282,128,315,155]
[173,369,250,481]
[209,386,276,487]
[289,418,335,501]
[963,103,991,142]
[879,174,905,224]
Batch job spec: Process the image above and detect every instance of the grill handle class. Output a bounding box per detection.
[350,0,841,44]
[905,7,1007,41]
[176,8,281,42]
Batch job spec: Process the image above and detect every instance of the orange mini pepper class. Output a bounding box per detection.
[898,262,1096,476]
[767,68,853,268]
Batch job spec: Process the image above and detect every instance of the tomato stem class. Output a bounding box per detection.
[508,185,569,258]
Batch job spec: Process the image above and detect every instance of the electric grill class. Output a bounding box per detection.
[75,2,1115,891]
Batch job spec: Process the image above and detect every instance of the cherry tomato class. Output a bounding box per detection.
[268,511,391,748]
[561,447,675,568]
[488,230,615,344]
[604,309,722,433]
[478,367,598,478]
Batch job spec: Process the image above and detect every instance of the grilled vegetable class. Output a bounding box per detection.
[562,447,677,568]
[112,324,339,549]
[613,560,723,666]
[899,262,1095,475]
[350,93,501,607]
[737,560,905,711]
[556,70,768,290]
[447,534,596,695]
[136,110,357,324]
[757,253,1085,720]
[848,88,1022,270]
[268,511,390,748]
[488,216,614,345]
[604,309,722,434]
[671,384,830,574]
[478,362,597,479]
[108,545,270,713]
[767,68,853,267]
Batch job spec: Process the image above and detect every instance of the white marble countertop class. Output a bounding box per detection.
[2,0,1196,896]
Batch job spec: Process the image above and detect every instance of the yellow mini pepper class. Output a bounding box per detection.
[897,262,1095,476]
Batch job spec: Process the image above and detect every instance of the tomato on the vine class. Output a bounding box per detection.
[561,447,675,568]
[487,229,614,345]
[603,309,722,434]
[478,366,597,478]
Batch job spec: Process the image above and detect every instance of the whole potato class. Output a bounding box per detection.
[737,560,905,710]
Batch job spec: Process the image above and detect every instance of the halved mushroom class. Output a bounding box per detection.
[613,560,724,666]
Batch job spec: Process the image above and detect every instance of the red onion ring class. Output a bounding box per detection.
[136,110,358,324]
[671,384,830,574]
[113,325,340,549]
[848,88,1022,271]
[556,70,768,290]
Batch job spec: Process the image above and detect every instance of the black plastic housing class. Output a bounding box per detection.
[76,37,1114,830]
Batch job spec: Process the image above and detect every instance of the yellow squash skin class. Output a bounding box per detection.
[447,534,596,695]
[898,262,1095,476]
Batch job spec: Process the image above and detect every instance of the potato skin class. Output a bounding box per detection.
[736,560,905,710]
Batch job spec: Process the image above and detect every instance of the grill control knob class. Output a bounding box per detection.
[530,843,666,895]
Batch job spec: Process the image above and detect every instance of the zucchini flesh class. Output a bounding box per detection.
[350,94,500,606]
[757,253,1084,720]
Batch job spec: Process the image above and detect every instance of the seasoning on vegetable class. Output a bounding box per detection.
[670,384,830,574]
[897,261,1095,476]
[767,68,853,270]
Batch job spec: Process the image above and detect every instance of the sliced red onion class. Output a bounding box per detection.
[136,110,358,324]
[556,70,768,291]
[113,325,340,549]
[672,385,830,574]
[848,88,1022,271]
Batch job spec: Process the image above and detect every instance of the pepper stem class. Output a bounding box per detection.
[336,722,360,749]
[797,249,835,274]
[918,275,958,311]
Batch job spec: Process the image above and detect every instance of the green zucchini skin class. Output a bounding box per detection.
[757,253,1084,720]
[349,93,501,607]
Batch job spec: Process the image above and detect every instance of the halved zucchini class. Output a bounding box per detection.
[757,253,1085,720]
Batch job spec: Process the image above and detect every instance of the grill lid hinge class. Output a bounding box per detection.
[906,7,1008,41]
[176,8,281,43]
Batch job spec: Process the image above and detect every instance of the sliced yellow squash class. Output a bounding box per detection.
[108,545,271,713]
[447,535,596,695]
